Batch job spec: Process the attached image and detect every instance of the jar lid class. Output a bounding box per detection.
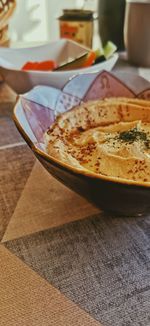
[126,0,150,3]
[58,9,97,21]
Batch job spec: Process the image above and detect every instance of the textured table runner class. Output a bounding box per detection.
[0,57,150,326]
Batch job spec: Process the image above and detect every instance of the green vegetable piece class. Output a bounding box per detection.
[104,41,117,59]
[94,48,104,59]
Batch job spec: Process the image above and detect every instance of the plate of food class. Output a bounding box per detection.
[0,39,118,94]
[13,70,150,216]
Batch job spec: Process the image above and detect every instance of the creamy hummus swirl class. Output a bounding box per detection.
[44,97,150,183]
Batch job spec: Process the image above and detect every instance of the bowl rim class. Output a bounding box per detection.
[0,52,118,74]
[0,38,118,74]
[13,99,150,190]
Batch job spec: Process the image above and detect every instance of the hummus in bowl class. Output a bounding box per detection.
[45,97,150,185]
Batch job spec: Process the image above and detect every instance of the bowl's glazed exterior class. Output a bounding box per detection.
[13,70,150,216]
[35,150,150,217]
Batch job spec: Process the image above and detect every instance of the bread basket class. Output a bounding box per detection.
[0,0,16,46]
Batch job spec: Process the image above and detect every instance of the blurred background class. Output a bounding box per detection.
[1,0,150,69]
[1,0,127,52]
[9,0,99,46]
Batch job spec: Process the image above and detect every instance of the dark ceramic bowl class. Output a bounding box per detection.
[13,70,150,216]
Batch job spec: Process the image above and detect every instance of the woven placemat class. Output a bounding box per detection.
[2,160,150,326]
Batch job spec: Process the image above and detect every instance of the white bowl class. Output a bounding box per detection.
[0,39,118,94]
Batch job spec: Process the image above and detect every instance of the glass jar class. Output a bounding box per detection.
[58,9,96,48]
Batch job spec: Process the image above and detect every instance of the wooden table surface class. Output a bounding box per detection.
[0,58,150,326]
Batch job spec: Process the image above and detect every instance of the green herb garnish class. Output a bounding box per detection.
[119,128,147,143]
[106,127,150,149]
[144,139,150,149]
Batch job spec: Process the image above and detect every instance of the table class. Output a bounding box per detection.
[0,57,150,326]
